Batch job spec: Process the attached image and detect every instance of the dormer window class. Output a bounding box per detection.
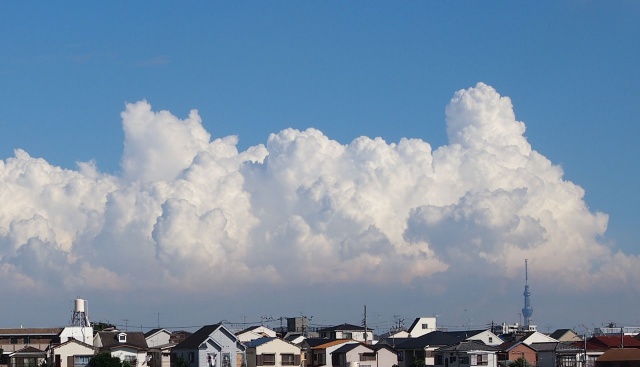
[118,333,127,343]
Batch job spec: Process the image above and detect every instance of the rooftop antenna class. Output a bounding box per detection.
[522,259,534,329]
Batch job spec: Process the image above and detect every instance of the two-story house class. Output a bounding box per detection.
[245,337,301,367]
[331,343,398,367]
[433,341,499,367]
[317,325,373,344]
[94,331,149,367]
[172,324,246,367]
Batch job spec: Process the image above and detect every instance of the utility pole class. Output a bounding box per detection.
[363,305,368,344]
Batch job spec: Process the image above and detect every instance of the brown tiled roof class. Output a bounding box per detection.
[0,328,63,335]
[311,339,354,349]
[597,348,640,362]
[98,331,148,350]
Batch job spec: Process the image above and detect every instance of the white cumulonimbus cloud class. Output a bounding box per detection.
[0,82,636,294]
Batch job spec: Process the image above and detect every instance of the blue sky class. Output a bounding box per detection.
[1,2,639,332]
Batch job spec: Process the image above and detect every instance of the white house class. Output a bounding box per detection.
[407,317,438,338]
[317,324,373,343]
[433,341,500,367]
[245,337,301,367]
[331,343,399,367]
[47,338,96,367]
[145,329,172,348]
[94,331,149,367]
[59,327,94,346]
[519,332,558,346]
[172,324,246,367]
[236,327,277,344]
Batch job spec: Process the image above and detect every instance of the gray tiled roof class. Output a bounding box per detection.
[174,324,223,350]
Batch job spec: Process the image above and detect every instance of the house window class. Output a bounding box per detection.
[435,355,444,366]
[262,354,276,366]
[189,353,195,363]
[282,354,295,366]
[124,356,137,366]
[488,337,493,343]
[360,353,376,362]
[74,356,92,367]
[23,337,30,344]
[118,333,127,343]
[473,354,488,366]
[558,356,576,367]
[422,324,429,329]
[343,332,353,339]
[10,337,18,344]
[222,354,231,367]
[398,352,404,362]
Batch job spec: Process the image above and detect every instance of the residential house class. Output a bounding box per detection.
[530,342,582,367]
[46,338,96,367]
[7,347,47,367]
[518,333,558,346]
[395,329,501,367]
[372,344,401,367]
[433,341,500,367]
[395,331,468,367]
[496,341,537,367]
[171,324,246,367]
[549,330,582,343]
[596,348,640,367]
[300,339,356,367]
[0,328,63,367]
[245,337,301,367]
[317,325,373,344]
[331,343,398,367]
[145,329,175,367]
[94,331,149,367]
[236,327,277,344]
[145,330,172,348]
[407,318,439,338]
[574,336,640,367]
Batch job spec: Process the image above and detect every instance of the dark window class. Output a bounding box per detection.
[262,354,275,366]
[282,354,295,366]
[189,353,195,363]
[10,338,18,344]
[435,355,444,366]
[360,353,376,362]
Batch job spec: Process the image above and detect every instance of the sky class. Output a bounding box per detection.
[0,2,639,334]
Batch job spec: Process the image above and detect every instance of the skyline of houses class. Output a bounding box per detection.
[2,300,640,367]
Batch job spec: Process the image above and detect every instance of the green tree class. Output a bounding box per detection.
[173,356,189,367]
[508,357,531,367]
[89,353,123,367]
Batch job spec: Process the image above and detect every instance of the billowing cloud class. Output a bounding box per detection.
[0,82,635,297]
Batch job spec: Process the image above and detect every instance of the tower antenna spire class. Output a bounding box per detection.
[522,259,533,329]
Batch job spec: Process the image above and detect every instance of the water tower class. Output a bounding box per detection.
[71,298,90,327]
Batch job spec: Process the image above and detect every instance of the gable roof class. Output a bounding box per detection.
[303,338,340,348]
[173,324,242,351]
[549,329,576,340]
[144,328,170,338]
[318,323,370,332]
[98,331,149,350]
[597,348,640,362]
[587,336,640,350]
[245,337,277,348]
[395,331,478,350]
[9,346,47,356]
[0,328,63,336]
[333,343,373,354]
[48,338,96,351]
[311,339,354,349]
[437,340,499,352]
[497,341,536,353]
